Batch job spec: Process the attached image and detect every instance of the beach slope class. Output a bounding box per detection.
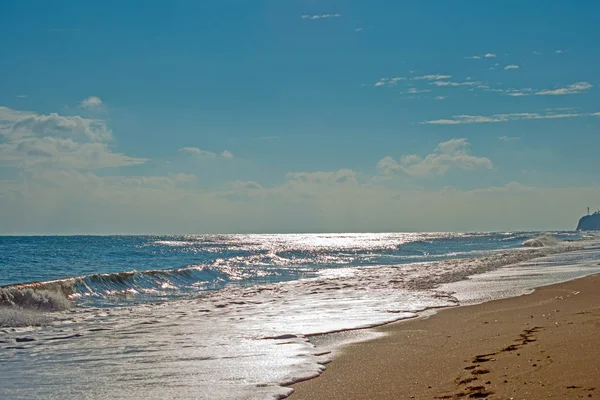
[291,274,600,400]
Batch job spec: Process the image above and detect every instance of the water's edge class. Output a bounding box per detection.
[283,245,600,398]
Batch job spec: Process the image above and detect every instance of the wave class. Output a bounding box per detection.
[0,232,588,315]
[0,264,275,311]
[0,286,71,311]
[523,234,561,248]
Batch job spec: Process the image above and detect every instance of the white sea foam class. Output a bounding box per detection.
[523,234,561,247]
[0,287,71,312]
[0,307,51,327]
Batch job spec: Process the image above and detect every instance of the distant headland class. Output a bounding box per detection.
[577,209,600,231]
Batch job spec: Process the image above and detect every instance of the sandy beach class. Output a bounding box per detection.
[291,273,600,400]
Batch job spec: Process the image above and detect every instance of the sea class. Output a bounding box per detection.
[1,232,600,399]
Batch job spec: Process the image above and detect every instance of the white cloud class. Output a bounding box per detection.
[533,51,541,56]
[429,81,481,87]
[592,112,600,117]
[434,96,446,100]
[0,107,112,142]
[406,88,431,94]
[555,49,564,54]
[232,180,263,190]
[505,90,532,97]
[535,82,592,96]
[498,136,520,141]
[465,56,481,59]
[179,147,234,159]
[373,77,405,87]
[301,14,341,20]
[504,65,520,70]
[80,96,104,111]
[17,95,28,99]
[0,106,146,170]
[221,150,233,159]
[484,53,496,58]
[501,82,592,97]
[423,111,584,125]
[377,138,492,177]
[411,74,452,80]
[354,28,364,32]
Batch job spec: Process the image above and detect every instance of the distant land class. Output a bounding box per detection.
[577,211,600,230]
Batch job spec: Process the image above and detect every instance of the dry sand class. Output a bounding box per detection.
[290,274,600,400]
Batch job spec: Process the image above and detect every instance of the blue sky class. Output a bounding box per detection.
[1,0,599,233]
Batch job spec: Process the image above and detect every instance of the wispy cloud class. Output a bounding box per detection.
[16,95,28,99]
[467,53,496,59]
[374,75,464,89]
[429,80,481,87]
[405,88,431,94]
[231,180,263,191]
[377,138,492,177]
[503,88,534,97]
[373,77,405,87]
[501,82,592,97]
[535,82,592,96]
[423,111,588,125]
[498,136,520,141]
[555,49,564,54]
[179,147,233,159]
[354,27,364,32]
[179,147,217,158]
[411,74,452,80]
[504,64,520,70]
[80,96,105,111]
[533,51,542,56]
[301,14,341,20]
[434,96,447,100]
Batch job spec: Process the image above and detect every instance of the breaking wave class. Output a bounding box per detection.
[0,286,70,327]
[0,287,71,311]
[0,264,283,310]
[523,234,561,248]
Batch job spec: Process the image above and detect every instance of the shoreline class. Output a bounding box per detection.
[290,272,600,399]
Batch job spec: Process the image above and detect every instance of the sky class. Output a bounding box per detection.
[1,0,599,234]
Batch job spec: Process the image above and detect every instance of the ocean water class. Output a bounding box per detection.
[1,232,600,399]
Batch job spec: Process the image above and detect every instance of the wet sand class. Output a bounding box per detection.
[291,273,600,399]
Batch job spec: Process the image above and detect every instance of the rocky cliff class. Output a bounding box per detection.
[577,213,600,230]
